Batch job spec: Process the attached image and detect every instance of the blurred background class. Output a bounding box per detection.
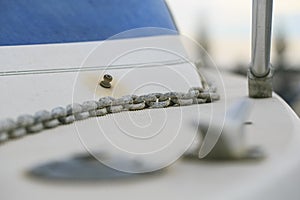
[167,0,300,116]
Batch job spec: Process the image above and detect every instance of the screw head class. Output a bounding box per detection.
[100,74,113,88]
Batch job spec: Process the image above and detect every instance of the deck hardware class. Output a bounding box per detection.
[100,74,113,88]
[186,99,264,160]
[248,0,274,98]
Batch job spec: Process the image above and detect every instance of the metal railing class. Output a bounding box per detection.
[248,0,274,98]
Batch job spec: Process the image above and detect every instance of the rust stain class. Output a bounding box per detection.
[80,71,130,98]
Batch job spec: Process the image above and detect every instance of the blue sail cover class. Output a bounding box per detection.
[0,0,177,46]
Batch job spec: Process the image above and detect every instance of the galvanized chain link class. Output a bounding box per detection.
[0,87,220,144]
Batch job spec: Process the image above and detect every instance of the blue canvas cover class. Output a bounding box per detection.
[0,0,177,46]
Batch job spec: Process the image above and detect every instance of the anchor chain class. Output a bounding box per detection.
[0,87,220,144]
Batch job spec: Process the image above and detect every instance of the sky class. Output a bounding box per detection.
[167,0,300,68]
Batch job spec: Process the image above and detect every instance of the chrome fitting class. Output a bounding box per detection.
[248,0,274,98]
[248,67,274,98]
